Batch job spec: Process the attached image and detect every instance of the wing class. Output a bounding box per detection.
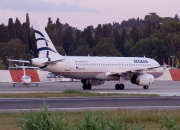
[107,66,162,76]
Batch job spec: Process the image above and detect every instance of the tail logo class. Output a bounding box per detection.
[34,30,57,69]
[34,30,57,54]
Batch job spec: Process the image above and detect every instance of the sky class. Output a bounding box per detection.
[0,0,179,30]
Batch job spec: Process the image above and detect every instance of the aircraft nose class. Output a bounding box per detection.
[159,67,164,76]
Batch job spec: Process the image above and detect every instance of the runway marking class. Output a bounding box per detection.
[1,106,180,113]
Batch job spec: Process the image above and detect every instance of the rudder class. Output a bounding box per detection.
[33,21,60,58]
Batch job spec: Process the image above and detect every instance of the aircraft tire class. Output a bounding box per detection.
[143,86,149,89]
[82,84,87,90]
[87,84,92,90]
[115,84,120,90]
[119,84,125,90]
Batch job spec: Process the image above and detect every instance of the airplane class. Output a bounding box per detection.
[7,59,40,87]
[24,21,164,90]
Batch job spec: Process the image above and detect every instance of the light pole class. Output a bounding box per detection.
[170,55,175,68]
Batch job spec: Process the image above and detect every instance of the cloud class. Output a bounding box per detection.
[0,0,96,12]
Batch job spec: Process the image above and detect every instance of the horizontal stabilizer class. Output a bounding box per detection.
[42,57,65,64]
[7,59,30,63]
[16,66,39,69]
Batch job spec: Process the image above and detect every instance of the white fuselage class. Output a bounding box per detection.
[32,56,164,80]
[21,75,31,85]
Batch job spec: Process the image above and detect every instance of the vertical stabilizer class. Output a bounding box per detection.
[33,21,61,58]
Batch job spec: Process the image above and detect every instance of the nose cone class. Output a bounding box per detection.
[157,67,164,77]
[22,76,31,84]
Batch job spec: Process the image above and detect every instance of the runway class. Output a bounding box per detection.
[0,81,180,112]
[1,96,180,112]
[0,81,180,96]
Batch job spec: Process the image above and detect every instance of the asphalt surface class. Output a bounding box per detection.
[0,81,180,96]
[0,81,180,112]
[0,97,180,112]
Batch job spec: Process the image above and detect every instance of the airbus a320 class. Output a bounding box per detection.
[29,22,164,90]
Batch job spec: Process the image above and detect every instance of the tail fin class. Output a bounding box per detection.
[33,21,61,58]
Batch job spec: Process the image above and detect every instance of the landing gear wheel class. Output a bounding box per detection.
[82,84,86,90]
[13,83,15,87]
[119,84,125,90]
[143,86,149,89]
[115,84,120,90]
[87,84,92,90]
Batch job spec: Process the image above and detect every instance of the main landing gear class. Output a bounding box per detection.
[115,76,126,90]
[143,86,149,89]
[115,84,125,90]
[82,83,92,90]
[81,80,92,90]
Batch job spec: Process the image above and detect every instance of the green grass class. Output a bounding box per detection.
[1,109,180,130]
[0,89,158,98]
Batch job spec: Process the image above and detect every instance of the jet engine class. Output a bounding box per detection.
[131,74,154,86]
[90,80,105,86]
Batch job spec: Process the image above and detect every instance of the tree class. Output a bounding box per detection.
[0,24,10,43]
[56,46,65,55]
[24,13,31,54]
[143,23,152,38]
[76,37,88,49]
[174,14,179,21]
[8,18,16,39]
[74,45,93,56]
[94,24,103,44]
[74,30,81,50]
[0,59,4,70]
[21,22,29,52]
[165,33,180,61]
[46,21,63,46]
[102,24,112,38]
[0,39,31,65]
[131,37,165,63]
[113,29,121,51]
[56,18,61,30]
[120,28,128,56]
[82,26,94,48]
[124,39,133,57]
[130,25,139,44]
[47,18,53,25]
[93,38,121,56]
[63,27,73,53]
[15,18,21,38]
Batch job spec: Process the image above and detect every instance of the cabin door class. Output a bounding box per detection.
[65,59,71,71]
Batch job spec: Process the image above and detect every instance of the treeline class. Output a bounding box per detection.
[0,13,180,69]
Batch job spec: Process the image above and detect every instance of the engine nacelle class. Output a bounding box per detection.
[90,80,105,86]
[131,74,154,86]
